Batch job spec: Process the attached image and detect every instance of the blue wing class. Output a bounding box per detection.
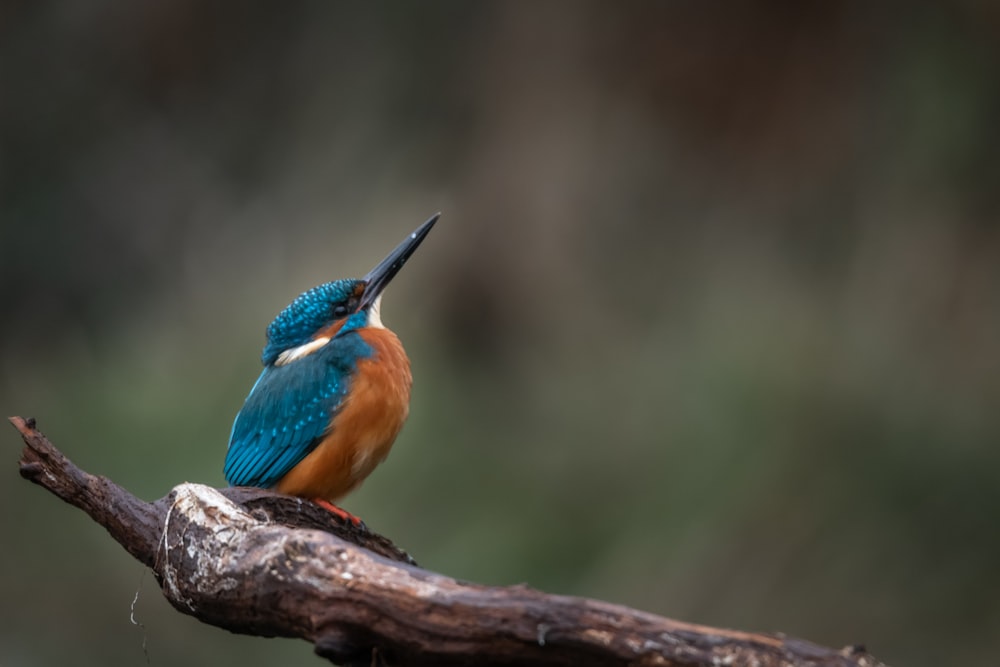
[223,335,371,488]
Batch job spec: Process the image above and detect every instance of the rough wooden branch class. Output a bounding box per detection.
[11,416,885,667]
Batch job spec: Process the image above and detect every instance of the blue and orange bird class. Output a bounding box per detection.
[224,214,438,522]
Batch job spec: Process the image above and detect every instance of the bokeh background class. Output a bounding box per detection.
[2,2,999,666]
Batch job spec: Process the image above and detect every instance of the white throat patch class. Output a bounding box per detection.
[368,295,385,329]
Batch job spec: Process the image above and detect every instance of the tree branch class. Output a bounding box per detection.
[11,416,884,667]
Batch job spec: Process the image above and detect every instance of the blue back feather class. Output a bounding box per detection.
[224,325,374,488]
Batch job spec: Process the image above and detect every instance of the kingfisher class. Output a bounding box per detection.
[224,213,438,523]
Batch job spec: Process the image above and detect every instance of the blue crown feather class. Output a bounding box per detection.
[261,279,361,366]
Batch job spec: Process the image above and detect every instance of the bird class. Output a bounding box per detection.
[223,213,438,523]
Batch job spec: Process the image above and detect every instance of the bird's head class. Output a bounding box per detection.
[261,213,438,366]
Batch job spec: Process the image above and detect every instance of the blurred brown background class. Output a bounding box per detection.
[2,2,999,666]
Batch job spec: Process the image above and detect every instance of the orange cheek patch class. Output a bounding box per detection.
[315,320,346,340]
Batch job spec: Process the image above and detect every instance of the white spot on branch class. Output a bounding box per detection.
[158,483,260,608]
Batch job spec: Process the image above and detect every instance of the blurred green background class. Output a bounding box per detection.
[2,2,999,666]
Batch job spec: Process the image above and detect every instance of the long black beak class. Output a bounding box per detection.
[359,212,439,310]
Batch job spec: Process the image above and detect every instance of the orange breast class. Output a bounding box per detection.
[275,327,412,502]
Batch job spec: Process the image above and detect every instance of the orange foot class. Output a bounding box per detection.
[313,498,365,529]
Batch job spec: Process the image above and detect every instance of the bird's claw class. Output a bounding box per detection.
[313,498,366,530]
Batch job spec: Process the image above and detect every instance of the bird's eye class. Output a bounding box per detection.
[332,304,350,318]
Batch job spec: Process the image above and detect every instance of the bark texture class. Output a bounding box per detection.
[12,416,885,667]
